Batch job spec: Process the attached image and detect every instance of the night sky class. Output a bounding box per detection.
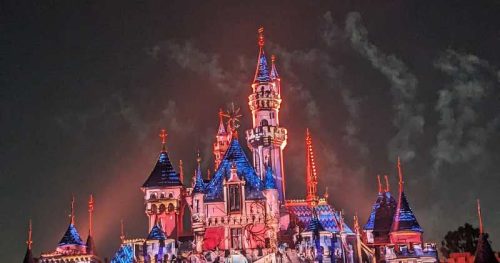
[1,1,500,261]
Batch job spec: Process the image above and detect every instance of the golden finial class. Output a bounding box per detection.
[258,26,265,47]
[88,194,94,236]
[120,219,125,242]
[159,129,168,151]
[27,219,33,250]
[70,195,75,225]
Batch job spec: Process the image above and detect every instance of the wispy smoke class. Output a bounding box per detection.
[345,12,424,162]
[432,50,499,174]
[149,41,249,97]
[341,89,369,157]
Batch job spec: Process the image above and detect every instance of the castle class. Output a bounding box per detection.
[23,28,446,263]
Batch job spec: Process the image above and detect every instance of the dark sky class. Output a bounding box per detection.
[1,0,500,261]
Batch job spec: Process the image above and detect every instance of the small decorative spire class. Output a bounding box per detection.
[88,194,94,236]
[27,220,33,250]
[159,129,168,151]
[196,149,202,165]
[270,54,280,80]
[70,195,75,225]
[179,160,184,184]
[384,175,390,192]
[377,175,382,193]
[120,219,125,242]
[306,128,319,205]
[353,214,360,234]
[397,156,404,191]
[477,199,484,235]
[258,26,265,47]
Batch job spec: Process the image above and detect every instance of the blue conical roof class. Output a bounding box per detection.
[263,165,277,190]
[58,223,85,246]
[143,150,183,188]
[270,57,279,80]
[193,165,205,194]
[204,137,263,201]
[391,191,423,232]
[364,192,384,230]
[253,48,271,83]
[147,224,167,240]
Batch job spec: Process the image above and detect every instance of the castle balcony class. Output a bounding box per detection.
[246,126,287,148]
[248,93,282,111]
[205,214,271,227]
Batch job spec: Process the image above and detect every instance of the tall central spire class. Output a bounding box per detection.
[306,128,319,205]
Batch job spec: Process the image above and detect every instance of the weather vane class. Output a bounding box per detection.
[221,102,242,132]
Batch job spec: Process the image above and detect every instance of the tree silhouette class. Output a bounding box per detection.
[440,223,482,257]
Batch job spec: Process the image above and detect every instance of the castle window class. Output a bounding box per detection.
[169,193,173,198]
[151,204,158,214]
[168,203,175,212]
[195,199,200,213]
[150,193,157,200]
[260,119,269,126]
[160,193,165,199]
[231,228,243,249]
[159,204,166,213]
[228,185,241,212]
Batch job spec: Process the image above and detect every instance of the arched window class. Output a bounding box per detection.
[150,193,157,200]
[228,185,241,212]
[151,204,158,214]
[160,193,165,199]
[260,119,269,127]
[168,193,174,198]
[168,203,175,212]
[159,204,166,213]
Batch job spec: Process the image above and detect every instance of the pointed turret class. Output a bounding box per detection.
[214,109,232,169]
[147,222,167,241]
[193,151,205,194]
[364,175,384,231]
[86,194,96,255]
[253,27,271,83]
[270,55,280,81]
[142,129,182,187]
[390,157,423,244]
[474,199,499,263]
[23,220,35,263]
[306,129,319,206]
[57,197,86,254]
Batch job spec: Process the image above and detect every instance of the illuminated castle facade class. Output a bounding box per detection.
[23,28,441,263]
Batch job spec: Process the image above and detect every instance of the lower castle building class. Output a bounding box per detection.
[23,28,445,263]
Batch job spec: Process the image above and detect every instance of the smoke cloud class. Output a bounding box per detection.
[345,12,424,162]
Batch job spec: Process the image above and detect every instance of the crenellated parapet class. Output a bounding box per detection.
[246,126,287,149]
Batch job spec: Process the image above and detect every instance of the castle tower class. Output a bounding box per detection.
[142,129,184,238]
[305,129,319,206]
[245,27,288,203]
[213,109,231,170]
